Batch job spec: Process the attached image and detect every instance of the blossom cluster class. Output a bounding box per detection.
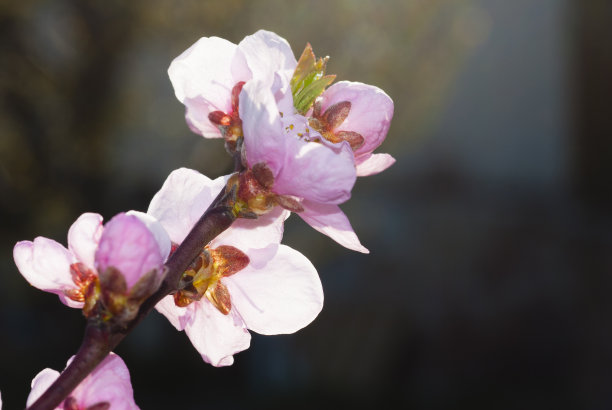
[13,30,393,408]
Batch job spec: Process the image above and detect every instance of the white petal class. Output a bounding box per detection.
[299,201,369,253]
[238,30,296,92]
[26,368,60,407]
[13,238,83,308]
[184,300,251,367]
[356,153,396,177]
[67,213,103,270]
[211,206,289,250]
[154,295,186,331]
[225,244,323,335]
[147,168,228,244]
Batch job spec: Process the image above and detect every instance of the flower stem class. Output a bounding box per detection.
[27,186,237,410]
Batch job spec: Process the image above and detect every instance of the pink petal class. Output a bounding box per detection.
[225,244,323,335]
[183,300,251,367]
[240,80,288,176]
[212,206,289,250]
[274,134,357,204]
[320,81,393,161]
[238,30,296,94]
[13,238,82,308]
[147,168,229,244]
[26,368,60,407]
[95,213,165,289]
[168,36,251,138]
[67,212,103,270]
[299,200,369,253]
[126,211,171,263]
[356,153,396,176]
[155,295,186,331]
[27,354,138,410]
[71,353,138,410]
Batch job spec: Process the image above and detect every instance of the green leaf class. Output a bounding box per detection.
[290,43,335,113]
[291,43,317,95]
[294,75,336,114]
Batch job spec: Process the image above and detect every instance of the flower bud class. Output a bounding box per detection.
[95,212,170,291]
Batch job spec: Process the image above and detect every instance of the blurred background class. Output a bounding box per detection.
[1,0,611,408]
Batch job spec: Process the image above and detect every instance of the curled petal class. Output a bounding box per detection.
[168,36,250,138]
[225,244,323,335]
[95,213,166,290]
[299,200,369,253]
[13,238,82,308]
[67,213,103,271]
[356,153,396,176]
[183,300,251,367]
[320,81,393,161]
[148,168,229,244]
[27,368,60,408]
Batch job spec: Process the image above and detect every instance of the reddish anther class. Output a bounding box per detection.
[209,111,231,126]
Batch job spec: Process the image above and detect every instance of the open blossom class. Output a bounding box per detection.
[169,30,394,253]
[168,29,296,143]
[239,79,365,252]
[26,352,138,410]
[13,211,170,314]
[148,168,324,366]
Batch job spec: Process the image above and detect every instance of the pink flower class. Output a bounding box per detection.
[13,211,170,309]
[168,30,295,140]
[148,168,324,366]
[240,80,367,253]
[314,81,395,176]
[26,352,139,410]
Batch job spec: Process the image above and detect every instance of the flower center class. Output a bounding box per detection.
[208,81,246,153]
[173,245,249,315]
[64,262,98,303]
[279,111,318,142]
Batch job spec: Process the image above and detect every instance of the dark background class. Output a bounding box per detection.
[1,0,611,409]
